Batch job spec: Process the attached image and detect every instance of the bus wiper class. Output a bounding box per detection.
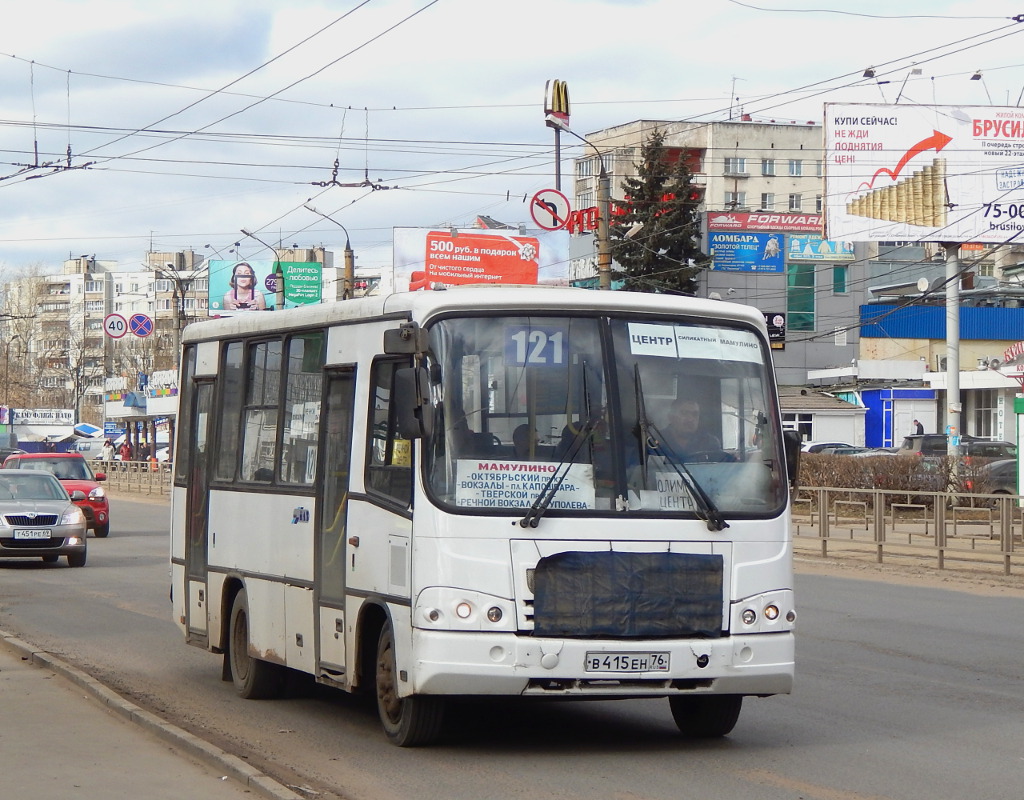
[519,365,595,529]
[634,365,729,532]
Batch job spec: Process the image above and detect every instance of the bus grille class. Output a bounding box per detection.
[529,551,723,639]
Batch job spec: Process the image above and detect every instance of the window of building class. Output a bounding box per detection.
[815,160,823,177]
[973,389,998,438]
[85,300,104,312]
[193,278,209,292]
[788,193,802,211]
[156,299,172,311]
[787,262,815,331]
[760,193,775,210]
[789,159,802,176]
[761,158,775,176]
[783,412,813,442]
[724,156,746,174]
[725,191,746,209]
[85,281,103,294]
[155,279,174,293]
[815,194,823,213]
[833,265,848,294]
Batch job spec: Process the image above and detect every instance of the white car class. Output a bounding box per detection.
[801,441,853,453]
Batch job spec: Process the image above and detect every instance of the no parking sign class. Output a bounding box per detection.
[128,313,154,337]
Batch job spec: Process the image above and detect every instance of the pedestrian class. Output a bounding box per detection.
[138,441,151,461]
[913,419,924,435]
[118,441,133,461]
[101,439,115,461]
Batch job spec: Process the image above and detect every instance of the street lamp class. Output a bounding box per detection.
[4,334,21,408]
[547,120,612,290]
[240,229,284,309]
[304,205,356,299]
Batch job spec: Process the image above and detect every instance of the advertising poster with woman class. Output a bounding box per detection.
[206,260,323,316]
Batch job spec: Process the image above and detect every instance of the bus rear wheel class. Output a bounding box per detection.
[375,625,444,747]
[669,695,743,738]
[228,588,285,699]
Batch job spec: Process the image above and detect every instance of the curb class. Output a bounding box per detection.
[0,629,304,800]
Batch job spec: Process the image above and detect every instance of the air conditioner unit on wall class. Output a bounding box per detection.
[935,355,947,371]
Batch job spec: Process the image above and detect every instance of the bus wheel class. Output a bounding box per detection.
[669,695,743,738]
[228,589,284,699]
[375,625,444,747]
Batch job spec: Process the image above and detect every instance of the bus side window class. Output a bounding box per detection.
[366,358,412,506]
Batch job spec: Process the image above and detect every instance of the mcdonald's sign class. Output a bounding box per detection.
[544,79,570,130]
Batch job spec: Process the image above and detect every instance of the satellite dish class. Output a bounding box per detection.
[917,277,929,292]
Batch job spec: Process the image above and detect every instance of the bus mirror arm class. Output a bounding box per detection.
[394,366,434,440]
[384,322,429,355]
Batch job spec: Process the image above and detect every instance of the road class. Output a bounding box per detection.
[1,495,1022,800]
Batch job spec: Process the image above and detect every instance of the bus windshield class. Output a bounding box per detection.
[424,314,787,518]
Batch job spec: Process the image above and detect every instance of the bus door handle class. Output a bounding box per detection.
[348,536,360,547]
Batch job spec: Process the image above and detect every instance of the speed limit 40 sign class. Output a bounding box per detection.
[103,313,128,339]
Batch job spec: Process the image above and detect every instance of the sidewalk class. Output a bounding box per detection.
[0,630,302,800]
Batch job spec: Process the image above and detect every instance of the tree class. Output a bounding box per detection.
[610,128,706,294]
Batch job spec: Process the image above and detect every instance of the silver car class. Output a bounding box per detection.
[0,469,88,567]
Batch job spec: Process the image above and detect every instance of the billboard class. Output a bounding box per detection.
[824,103,1024,243]
[207,260,322,316]
[393,227,569,292]
[788,235,855,261]
[708,232,785,273]
[706,211,822,233]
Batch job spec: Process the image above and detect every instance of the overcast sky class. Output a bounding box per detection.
[1,0,1022,276]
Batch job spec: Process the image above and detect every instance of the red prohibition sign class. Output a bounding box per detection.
[103,313,128,339]
[129,313,154,337]
[530,189,571,230]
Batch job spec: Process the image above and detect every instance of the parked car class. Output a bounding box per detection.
[0,452,110,537]
[967,458,1018,496]
[0,469,88,567]
[801,441,854,453]
[897,434,1016,462]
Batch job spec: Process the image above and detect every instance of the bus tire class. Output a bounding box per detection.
[669,695,743,738]
[228,588,284,700]
[375,625,444,747]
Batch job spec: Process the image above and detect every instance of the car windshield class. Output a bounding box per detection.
[0,474,67,501]
[422,313,788,518]
[16,458,92,481]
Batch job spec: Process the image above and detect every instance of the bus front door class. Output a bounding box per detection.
[184,380,214,640]
[316,369,355,680]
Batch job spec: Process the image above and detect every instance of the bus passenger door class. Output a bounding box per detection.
[184,380,214,639]
[317,369,355,679]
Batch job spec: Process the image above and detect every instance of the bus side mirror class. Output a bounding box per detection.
[384,322,429,355]
[783,429,801,491]
[394,367,434,440]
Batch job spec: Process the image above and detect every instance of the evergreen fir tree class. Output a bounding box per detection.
[610,129,706,294]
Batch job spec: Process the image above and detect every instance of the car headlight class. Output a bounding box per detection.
[88,486,106,500]
[62,506,86,525]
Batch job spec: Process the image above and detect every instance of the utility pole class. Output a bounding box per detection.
[304,205,355,299]
[943,242,962,475]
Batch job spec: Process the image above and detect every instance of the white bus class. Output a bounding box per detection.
[170,286,799,746]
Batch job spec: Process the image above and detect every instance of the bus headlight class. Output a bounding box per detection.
[415,588,515,632]
[732,590,795,633]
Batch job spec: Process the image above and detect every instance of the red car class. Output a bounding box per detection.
[1,452,110,537]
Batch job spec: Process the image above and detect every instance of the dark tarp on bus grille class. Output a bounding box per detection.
[532,551,724,639]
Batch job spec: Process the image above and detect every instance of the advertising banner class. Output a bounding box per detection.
[393,227,570,291]
[706,211,822,233]
[824,102,1024,243]
[207,259,322,316]
[708,231,785,272]
[788,234,855,261]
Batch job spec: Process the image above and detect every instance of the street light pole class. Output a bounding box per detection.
[240,229,284,309]
[304,205,355,299]
[551,122,612,290]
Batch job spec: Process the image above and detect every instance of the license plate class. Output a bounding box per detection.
[13,529,52,540]
[585,651,670,673]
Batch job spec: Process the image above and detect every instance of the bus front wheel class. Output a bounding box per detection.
[669,695,743,738]
[228,588,285,699]
[375,625,444,747]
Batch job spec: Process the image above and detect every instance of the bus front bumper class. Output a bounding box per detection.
[407,629,794,697]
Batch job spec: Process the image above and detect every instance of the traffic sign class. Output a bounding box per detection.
[103,313,128,339]
[530,188,571,231]
[129,313,154,337]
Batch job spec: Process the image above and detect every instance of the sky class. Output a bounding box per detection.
[1,0,1023,277]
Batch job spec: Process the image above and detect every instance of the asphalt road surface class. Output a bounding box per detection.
[1,495,1021,800]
